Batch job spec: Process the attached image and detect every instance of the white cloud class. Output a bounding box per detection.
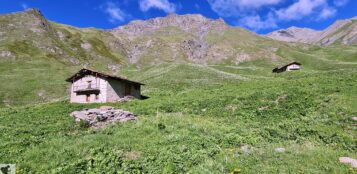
[318,6,336,19]
[139,0,176,13]
[275,0,328,21]
[21,3,28,9]
[239,14,278,31]
[103,2,128,23]
[207,0,342,31]
[333,0,349,6]
[207,0,283,17]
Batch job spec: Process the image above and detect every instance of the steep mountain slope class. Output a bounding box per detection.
[266,16,357,46]
[0,9,128,106]
[111,13,283,65]
[0,9,127,68]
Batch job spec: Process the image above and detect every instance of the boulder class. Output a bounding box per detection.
[70,107,137,129]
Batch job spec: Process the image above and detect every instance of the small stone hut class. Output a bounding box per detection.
[272,61,301,73]
[66,69,144,103]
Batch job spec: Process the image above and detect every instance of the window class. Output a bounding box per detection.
[87,81,92,89]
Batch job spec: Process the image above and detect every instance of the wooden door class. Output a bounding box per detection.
[86,94,90,102]
[125,84,131,96]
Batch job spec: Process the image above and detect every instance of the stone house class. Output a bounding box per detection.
[272,62,301,73]
[66,69,144,103]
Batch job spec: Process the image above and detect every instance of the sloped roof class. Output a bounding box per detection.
[274,61,301,70]
[66,68,145,85]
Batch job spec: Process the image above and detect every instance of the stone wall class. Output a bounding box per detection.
[287,64,300,71]
[106,79,141,102]
[70,75,107,103]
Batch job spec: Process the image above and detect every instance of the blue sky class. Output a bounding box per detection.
[0,0,356,34]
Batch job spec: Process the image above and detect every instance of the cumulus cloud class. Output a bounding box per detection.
[333,0,349,6]
[139,0,176,13]
[207,0,344,31]
[318,6,337,19]
[239,14,278,31]
[276,0,331,21]
[207,0,283,17]
[103,2,128,23]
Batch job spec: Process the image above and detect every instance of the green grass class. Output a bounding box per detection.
[1,63,356,173]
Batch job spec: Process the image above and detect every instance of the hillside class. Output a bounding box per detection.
[0,9,283,107]
[266,16,357,46]
[1,63,356,173]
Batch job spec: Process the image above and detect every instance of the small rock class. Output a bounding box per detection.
[81,42,92,50]
[339,157,354,164]
[118,96,134,102]
[69,57,80,65]
[240,144,251,154]
[339,157,357,168]
[352,117,357,121]
[275,147,285,153]
[351,160,357,168]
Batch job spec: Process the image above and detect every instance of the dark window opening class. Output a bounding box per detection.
[87,81,92,89]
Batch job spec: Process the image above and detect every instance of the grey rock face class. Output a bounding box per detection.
[266,17,357,46]
[111,13,228,39]
[70,107,137,129]
[110,13,230,64]
[266,27,321,43]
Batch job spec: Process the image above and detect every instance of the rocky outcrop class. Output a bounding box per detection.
[70,106,137,129]
[111,13,228,40]
[110,13,232,64]
[266,17,357,46]
[266,27,321,43]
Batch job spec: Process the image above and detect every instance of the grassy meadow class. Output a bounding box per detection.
[1,50,356,173]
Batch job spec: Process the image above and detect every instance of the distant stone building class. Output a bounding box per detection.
[272,62,301,73]
[66,69,144,103]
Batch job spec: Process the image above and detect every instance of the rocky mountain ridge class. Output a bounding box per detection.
[111,13,228,40]
[1,9,284,68]
[266,17,357,45]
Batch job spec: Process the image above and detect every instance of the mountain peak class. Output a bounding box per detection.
[267,17,357,45]
[266,26,321,43]
[111,13,229,39]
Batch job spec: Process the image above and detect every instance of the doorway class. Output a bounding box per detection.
[86,94,90,102]
[125,84,131,96]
